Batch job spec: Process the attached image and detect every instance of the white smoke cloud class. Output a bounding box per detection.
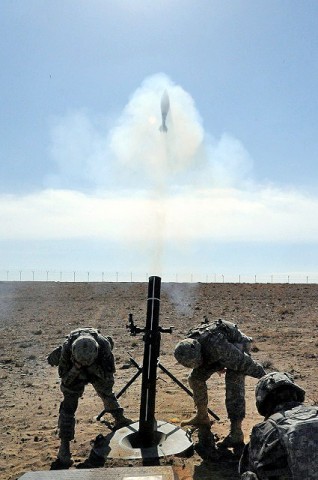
[47,111,111,189]
[43,73,258,273]
[205,133,253,188]
[108,74,205,184]
[46,73,252,192]
[105,73,208,272]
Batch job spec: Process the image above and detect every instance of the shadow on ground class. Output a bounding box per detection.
[193,458,240,479]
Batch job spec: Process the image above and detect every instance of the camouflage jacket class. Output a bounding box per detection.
[188,319,264,378]
[239,401,318,479]
[49,327,115,386]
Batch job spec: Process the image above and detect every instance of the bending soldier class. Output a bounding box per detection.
[48,327,132,469]
[239,371,318,479]
[174,319,265,452]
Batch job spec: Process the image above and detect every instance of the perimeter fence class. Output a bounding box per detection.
[0,269,318,284]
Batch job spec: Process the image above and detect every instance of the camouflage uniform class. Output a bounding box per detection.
[48,327,132,469]
[56,327,121,442]
[240,402,318,479]
[186,320,265,423]
[239,372,318,480]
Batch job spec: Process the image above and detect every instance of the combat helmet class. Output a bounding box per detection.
[72,334,99,366]
[174,338,202,368]
[256,371,305,416]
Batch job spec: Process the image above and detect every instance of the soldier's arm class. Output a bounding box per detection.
[97,336,116,373]
[212,333,265,378]
[47,345,62,366]
[58,340,78,381]
[239,443,260,479]
[61,364,82,386]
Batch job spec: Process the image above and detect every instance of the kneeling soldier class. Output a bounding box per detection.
[239,371,318,479]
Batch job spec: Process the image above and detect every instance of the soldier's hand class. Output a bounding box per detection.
[73,361,82,369]
[61,364,82,386]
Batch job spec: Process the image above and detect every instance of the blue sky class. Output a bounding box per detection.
[1,0,318,280]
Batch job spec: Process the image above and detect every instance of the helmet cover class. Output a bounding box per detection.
[256,371,305,415]
[174,338,202,368]
[72,334,99,366]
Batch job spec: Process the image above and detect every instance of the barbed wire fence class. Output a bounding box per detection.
[0,269,318,284]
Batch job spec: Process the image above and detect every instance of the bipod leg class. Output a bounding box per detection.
[158,362,220,421]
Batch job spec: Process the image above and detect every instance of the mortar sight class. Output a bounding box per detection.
[126,313,144,336]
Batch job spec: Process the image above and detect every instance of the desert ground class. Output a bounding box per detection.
[0,280,317,480]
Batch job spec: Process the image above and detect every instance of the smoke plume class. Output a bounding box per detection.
[107,73,206,274]
[109,73,205,186]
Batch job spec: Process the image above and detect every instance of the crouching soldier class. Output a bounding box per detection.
[239,371,318,479]
[48,327,132,470]
[174,319,265,453]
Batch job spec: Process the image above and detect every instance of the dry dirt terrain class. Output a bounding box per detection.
[0,281,317,480]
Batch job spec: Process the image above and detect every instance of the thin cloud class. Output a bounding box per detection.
[1,187,318,243]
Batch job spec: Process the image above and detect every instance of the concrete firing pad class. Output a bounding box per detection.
[19,466,178,480]
[106,421,193,459]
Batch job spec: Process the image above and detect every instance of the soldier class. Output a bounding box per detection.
[174,319,265,452]
[48,327,132,470]
[239,371,318,479]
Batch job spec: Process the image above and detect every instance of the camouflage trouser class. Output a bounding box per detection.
[188,367,245,421]
[58,373,120,440]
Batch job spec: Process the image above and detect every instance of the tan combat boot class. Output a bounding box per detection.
[218,419,244,452]
[112,408,133,431]
[51,439,73,470]
[195,424,220,460]
[181,406,211,427]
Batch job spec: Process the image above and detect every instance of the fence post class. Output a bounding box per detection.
[7,271,316,284]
